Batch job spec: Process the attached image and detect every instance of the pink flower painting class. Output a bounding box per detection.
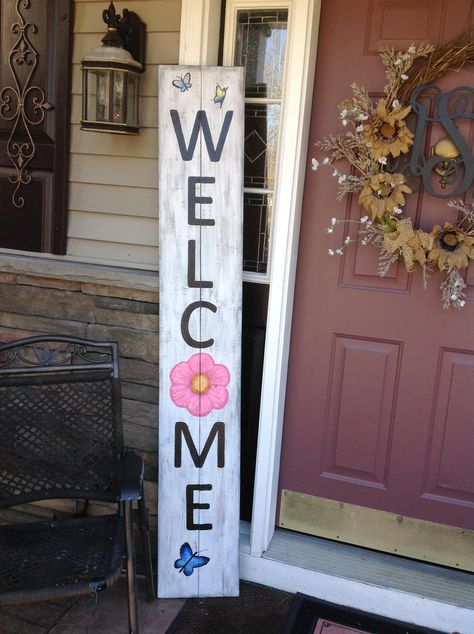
[170,353,230,417]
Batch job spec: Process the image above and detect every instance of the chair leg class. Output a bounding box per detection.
[124,500,139,634]
[138,495,155,602]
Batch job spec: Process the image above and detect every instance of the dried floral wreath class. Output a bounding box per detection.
[312,34,474,309]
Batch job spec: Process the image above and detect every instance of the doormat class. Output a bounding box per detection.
[282,594,444,634]
[165,580,293,633]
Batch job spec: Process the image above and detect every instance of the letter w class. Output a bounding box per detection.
[175,422,225,468]
[170,110,233,162]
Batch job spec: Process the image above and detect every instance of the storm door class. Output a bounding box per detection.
[222,4,290,520]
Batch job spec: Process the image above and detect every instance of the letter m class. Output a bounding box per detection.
[174,422,225,468]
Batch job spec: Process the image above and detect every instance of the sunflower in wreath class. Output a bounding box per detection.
[313,34,474,309]
[428,223,474,271]
[362,100,414,160]
[358,173,412,221]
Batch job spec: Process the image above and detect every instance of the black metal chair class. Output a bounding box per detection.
[0,335,155,633]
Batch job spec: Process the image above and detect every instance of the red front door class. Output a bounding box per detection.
[278,0,474,532]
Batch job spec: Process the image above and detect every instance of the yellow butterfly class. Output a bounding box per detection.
[213,84,228,108]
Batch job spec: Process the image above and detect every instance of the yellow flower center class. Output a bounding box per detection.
[438,230,460,252]
[379,122,397,139]
[374,182,394,198]
[191,373,211,394]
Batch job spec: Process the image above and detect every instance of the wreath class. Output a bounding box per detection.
[312,32,474,309]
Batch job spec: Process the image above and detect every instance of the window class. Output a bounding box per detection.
[222,2,290,519]
[0,0,73,254]
[231,8,289,279]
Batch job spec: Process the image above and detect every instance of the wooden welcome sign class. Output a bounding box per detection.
[158,66,244,598]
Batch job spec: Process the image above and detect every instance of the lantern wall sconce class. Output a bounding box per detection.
[81,2,146,134]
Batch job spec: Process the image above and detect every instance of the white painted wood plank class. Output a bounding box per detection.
[69,154,157,188]
[70,124,158,159]
[159,64,204,599]
[68,211,158,245]
[179,0,221,65]
[158,65,243,598]
[197,64,243,596]
[69,183,157,217]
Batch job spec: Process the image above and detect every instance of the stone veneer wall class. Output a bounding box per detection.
[0,257,159,528]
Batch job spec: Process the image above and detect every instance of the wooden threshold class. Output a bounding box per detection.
[239,527,474,632]
[279,490,474,571]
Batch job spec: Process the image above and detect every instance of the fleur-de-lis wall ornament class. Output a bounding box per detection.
[0,0,54,208]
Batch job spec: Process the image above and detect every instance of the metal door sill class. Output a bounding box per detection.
[239,526,474,632]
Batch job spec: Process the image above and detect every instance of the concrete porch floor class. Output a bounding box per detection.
[0,577,185,634]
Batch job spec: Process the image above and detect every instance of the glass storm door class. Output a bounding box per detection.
[223,4,289,520]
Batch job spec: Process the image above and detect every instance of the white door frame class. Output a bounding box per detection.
[179,0,321,556]
[179,0,223,65]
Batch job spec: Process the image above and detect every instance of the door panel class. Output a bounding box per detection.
[278,0,474,538]
[423,350,474,503]
[365,0,448,52]
[341,195,410,290]
[0,0,72,254]
[322,335,401,489]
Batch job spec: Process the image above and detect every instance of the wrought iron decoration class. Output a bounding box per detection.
[409,84,473,198]
[0,340,114,371]
[0,0,53,208]
[101,1,146,68]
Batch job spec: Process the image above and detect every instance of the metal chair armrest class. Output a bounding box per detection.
[119,451,144,501]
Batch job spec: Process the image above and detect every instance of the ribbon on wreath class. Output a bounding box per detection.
[383,218,434,271]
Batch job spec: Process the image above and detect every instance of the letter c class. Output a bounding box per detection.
[181,301,217,348]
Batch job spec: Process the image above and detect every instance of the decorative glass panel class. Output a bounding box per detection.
[235,10,288,99]
[244,103,280,190]
[112,70,125,123]
[243,192,273,273]
[92,70,109,122]
[127,74,139,127]
[234,8,288,275]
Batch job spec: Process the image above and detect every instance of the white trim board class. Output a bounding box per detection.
[221,0,321,557]
[179,0,222,66]
[239,529,474,633]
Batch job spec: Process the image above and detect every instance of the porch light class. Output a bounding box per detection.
[81,2,146,134]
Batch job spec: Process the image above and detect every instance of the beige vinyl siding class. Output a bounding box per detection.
[69,0,181,270]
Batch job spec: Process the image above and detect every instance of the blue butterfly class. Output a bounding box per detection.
[172,72,192,92]
[174,542,210,576]
[213,84,228,108]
